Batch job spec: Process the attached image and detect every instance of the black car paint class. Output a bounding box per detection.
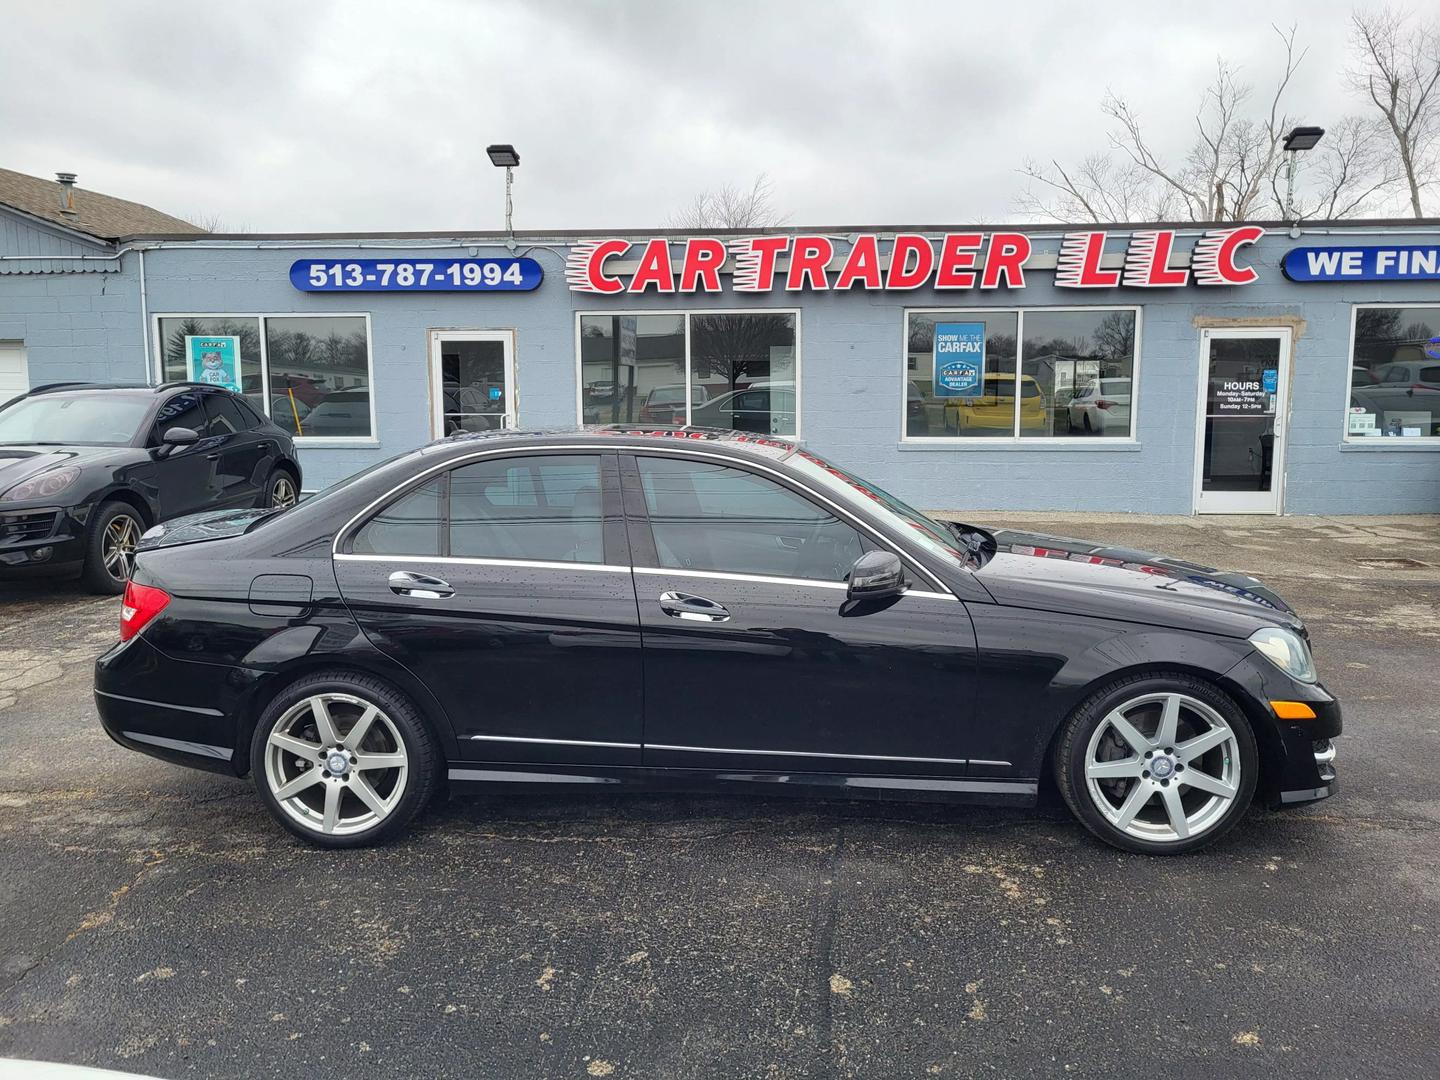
[0,384,300,579]
[94,429,1339,812]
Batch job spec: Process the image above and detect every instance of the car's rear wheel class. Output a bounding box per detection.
[1054,673,1258,854]
[265,469,298,509]
[251,672,439,848]
[80,501,144,595]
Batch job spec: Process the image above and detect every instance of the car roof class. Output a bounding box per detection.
[419,425,802,464]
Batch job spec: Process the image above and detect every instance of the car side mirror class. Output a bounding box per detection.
[846,549,905,602]
[157,426,199,456]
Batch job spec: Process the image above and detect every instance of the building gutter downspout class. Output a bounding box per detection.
[138,248,151,385]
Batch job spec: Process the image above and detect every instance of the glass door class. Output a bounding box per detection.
[1194,328,1291,514]
[429,330,515,437]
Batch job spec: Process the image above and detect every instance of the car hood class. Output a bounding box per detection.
[137,506,277,550]
[0,445,134,492]
[974,527,1303,636]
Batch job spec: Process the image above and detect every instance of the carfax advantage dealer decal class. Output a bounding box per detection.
[564,227,1264,294]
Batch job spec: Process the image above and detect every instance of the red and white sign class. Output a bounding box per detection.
[565,227,1264,294]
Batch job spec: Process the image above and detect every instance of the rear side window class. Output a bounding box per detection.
[635,455,865,582]
[450,455,602,563]
[351,477,444,556]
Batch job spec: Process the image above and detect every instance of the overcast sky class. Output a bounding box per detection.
[0,0,1375,232]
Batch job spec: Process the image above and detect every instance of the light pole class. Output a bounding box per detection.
[486,144,520,236]
[1281,126,1324,224]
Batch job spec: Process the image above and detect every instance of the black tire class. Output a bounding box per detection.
[1082,412,1092,432]
[80,501,145,595]
[250,670,440,848]
[263,467,299,510]
[1053,672,1259,855]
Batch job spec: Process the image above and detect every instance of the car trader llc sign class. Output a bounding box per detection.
[564,227,1265,294]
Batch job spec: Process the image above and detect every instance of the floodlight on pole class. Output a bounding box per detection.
[486,144,520,236]
[1282,126,1324,226]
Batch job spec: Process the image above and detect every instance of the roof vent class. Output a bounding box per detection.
[55,172,78,215]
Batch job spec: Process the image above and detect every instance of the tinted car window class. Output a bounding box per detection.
[204,394,249,436]
[351,477,444,556]
[450,455,603,563]
[636,455,865,582]
[152,392,207,442]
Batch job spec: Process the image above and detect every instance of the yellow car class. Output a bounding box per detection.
[942,373,1046,434]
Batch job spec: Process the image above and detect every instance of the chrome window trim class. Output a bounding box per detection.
[337,552,630,574]
[631,565,959,601]
[330,440,956,596]
[468,734,642,749]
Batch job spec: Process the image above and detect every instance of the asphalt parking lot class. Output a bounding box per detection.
[1,514,1438,1080]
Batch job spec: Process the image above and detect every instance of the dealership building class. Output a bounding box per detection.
[3,166,1439,515]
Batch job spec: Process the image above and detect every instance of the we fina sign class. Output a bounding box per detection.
[564,227,1265,294]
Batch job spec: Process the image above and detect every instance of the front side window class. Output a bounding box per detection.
[152,392,208,442]
[1349,306,1440,439]
[157,314,373,439]
[905,309,1138,440]
[202,393,249,437]
[636,455,865,582]
[450,455,603,563]
[579,312,798,435]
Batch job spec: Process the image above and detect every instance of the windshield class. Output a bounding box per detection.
[0,393,149,446]
[785,447,974,566]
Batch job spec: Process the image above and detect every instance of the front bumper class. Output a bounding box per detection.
[0,504,86,576]
[1222,652,1342,808]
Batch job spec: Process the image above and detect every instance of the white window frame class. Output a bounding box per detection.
[573,309,803,440]
[899,305,1143,445]
[1343,303,1440,445]
[151,311,378,446]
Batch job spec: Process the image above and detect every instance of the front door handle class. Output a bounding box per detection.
[388,570,454,599]
[659,591,730,622]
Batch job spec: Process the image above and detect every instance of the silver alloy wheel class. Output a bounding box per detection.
[1083,691,1241,844]
[101,513,141,581]
[263,693,409,836]
[270,474,298,509]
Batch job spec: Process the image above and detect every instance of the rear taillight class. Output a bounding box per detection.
[119,580,170,642]
[1096,399,1114,411]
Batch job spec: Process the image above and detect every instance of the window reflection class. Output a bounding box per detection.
[1349,306,1440,439]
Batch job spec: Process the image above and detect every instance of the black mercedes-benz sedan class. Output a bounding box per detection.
[0,382,301,593]
[94,428,1339,854]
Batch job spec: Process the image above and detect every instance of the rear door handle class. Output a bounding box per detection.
[659,591,729,622]
[389,570,454,599]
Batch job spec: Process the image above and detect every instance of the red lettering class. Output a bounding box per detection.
[981,233,1031,289]
[1055,232,1120,288]
[833,235,882,290]
[566,239,630,294]
[885,234,935,289]
[935,233,983,289]
[1122,230,1188,287]
[731,236,790,292]
[1192,225,1264,285]
[627,238,676,293]
[679,237,726,293]
[785,235,834,291]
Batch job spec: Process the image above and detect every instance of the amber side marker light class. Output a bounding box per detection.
[1270,700,1318,720]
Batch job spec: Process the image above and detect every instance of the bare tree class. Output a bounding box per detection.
[1019,25,1398,222]
[665,173,786,229]
[1349,7,1440,216]
[183,211,251,234]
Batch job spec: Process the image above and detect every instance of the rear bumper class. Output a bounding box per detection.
[95,635,251,776]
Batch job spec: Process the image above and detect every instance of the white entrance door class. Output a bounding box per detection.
[1193,328,1292,514]
[428,330,516,438]
[0,341,28,401]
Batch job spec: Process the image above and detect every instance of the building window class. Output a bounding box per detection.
[1349,305,1440,440]
[579,312,798,436]
[904,308,1138,440]
[156,314,374,440]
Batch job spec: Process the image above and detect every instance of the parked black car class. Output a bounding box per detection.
[0,382,301,594]
[94,428,1339,854]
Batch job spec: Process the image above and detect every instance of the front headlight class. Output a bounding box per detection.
[1,465,81,503]
[1249,626,1317,684]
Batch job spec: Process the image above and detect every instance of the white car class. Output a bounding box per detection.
[1068,377,1132,434]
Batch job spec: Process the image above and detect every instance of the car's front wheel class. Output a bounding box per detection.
[251,671,439,848]
[1054,673,1258,854]
[80,501,144,595]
